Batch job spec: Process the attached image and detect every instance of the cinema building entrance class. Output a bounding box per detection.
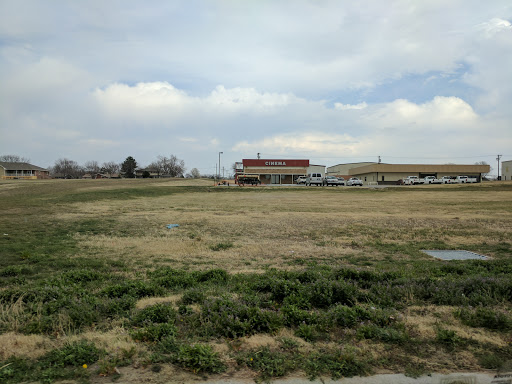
[240,159,325,185]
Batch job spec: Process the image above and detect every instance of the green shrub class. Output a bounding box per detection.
[0,356,32,383]
[242,347,296,379]
[436,328,460,346]
[200,297,283,338]
[148,268,198,289]
[455,307,512,330]
[198,268,229,283]
[327,305,358,327]
[173,344,226,374]
[99,295,136,317]
[209,242,234,252]
[282,304,317,326]
[356,324,408,343]
[102,280,164,299]
[479,353,504,369]
[0,265,32,277]
[131,323,178,342]
[295,323,319,342]
[327,305,396,328]
[132,303,176,325]
[305,347,369,380]
[39,340,102,367]
[180,289,206,305]
[60,269,103,284]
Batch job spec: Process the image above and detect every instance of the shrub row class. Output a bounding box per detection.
[0,340,102,384]
[1,264,511,336]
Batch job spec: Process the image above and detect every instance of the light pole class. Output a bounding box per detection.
[218,152,223,180]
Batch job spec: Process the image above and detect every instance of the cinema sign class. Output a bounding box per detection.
[265,161,286,166]
[242,159,310,167]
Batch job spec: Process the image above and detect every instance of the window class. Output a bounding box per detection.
[382,176,385,181]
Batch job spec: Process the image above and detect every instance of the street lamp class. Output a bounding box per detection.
[218,152,223,179]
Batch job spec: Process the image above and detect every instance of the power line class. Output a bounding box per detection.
[258,153,510,160]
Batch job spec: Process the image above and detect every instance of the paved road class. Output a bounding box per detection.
[206,372,506,384]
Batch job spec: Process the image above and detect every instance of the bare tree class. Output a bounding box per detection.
[51,158,84,179]
[190,168,200,178]
[100,161,121,176]
[475,161,492,178]
[0,154,30,163]
[83,160,101,175]
[152,155,186,177]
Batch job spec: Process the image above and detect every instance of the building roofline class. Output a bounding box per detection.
[0,162,48,171]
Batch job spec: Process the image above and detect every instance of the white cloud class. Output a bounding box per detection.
[375,97,478,127]
[93,82,306,118]
[1,2,511,170]
[334,102,368,111]
[233,132,361,156]
[231,94,495,162]
[477,18,512,38]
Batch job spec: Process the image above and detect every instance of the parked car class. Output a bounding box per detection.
[347,177,363,186]
[337,177,346,186]
[306,173,323,186]
[424,176,442,184]
[323,175,343,186]
[296,176,307,184]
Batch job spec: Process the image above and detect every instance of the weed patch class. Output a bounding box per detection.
[209,242,234,251]
[455,307,512,331]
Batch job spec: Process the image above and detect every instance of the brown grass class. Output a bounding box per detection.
[1,179,511,380]
[53,184,512,272]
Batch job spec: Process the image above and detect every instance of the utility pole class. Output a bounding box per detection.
[257,153,260,159]
[378,156,381,164]
[218,152,223,180]
[497,154,502,180]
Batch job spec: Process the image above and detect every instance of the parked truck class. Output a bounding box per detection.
[403,176,424,185]
[441,176,456,184]
[455,175,477,184]
[424,176,442,184]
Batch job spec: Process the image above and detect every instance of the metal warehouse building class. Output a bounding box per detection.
[241,159,325,184]
[328,162,490,184]
[503,160,512,181]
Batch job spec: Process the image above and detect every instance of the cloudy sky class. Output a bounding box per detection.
[1,1,511,176]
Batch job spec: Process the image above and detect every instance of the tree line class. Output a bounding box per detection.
[0,154,200,179]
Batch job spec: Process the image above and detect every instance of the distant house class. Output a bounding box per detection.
[82,173,111,179]
[135,168,160,178]
[0,162,50,180]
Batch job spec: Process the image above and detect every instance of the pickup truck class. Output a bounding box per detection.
[424,176,442,184]
[441,176,456,184]
[403,176,424,185]
[455,175,477,184]
[323,176,344,186]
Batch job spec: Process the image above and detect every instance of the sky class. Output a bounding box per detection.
[1,0,511,177]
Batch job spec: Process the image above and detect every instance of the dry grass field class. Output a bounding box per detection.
[0,179,511,383]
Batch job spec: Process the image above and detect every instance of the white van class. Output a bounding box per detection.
[306,173,323,186]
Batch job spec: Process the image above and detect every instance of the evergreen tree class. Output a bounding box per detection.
[121,156,137,178]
